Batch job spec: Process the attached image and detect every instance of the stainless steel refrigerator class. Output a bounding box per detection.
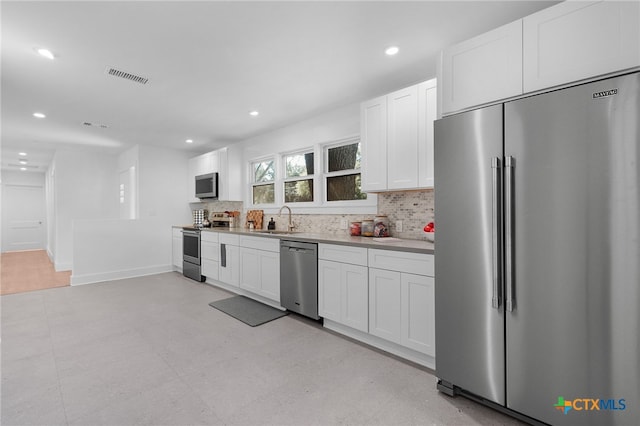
[434,71,639,426]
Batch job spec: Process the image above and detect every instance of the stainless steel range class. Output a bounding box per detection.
[182,227,204,282]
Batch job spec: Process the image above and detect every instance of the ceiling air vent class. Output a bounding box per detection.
[83,121,109,129]
[105,67,149,85]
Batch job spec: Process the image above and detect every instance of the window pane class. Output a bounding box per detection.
[328,142,361,172]
[252,183,275,204]
[285,153,314,178]
[254,160,275,183]
[326,173,367,201]
[284,179,313,203]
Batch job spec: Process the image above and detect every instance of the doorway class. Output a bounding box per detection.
[1,174,47,252]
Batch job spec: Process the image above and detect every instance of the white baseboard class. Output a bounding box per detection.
[203,278,285,311]
[55,262,73,272]
[71,264,173,286]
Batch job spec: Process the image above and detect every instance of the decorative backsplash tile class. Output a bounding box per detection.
[196,189,434,241]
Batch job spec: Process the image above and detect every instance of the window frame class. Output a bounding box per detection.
[322,137,374,208]
[282,147,317,206]
[249,156,276,207]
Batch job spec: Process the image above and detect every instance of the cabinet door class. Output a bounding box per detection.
[239,247,260,293]
[318,260,342,322]
[401,273,435,356]
[259,250,280,302]
[202,259,219,281]
[341,264,368,333]
[369,268,402,344]
[361,95,388,192]
[417,79,437,188]
[172,236,182,270]
[387,86,419,190]
[523,1,640,93]
[219,244,239,287]
[441,19,523,114]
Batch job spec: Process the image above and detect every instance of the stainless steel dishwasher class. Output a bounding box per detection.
[280,240,319,320]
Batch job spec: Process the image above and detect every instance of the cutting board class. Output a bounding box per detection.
[246,210,264,229]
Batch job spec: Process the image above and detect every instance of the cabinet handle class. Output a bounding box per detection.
[505,156,515,312]
[491,157,502,309]
[221,243,226,268]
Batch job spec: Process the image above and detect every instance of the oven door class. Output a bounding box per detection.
[182,229,201,264]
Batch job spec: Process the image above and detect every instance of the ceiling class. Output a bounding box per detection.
[1,0,559,173]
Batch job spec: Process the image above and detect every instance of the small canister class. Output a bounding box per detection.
[361,219,374,237]
[349,221,361,236]
[373,215,389,237]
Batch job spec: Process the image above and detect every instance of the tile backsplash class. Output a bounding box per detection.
[197,189,434,241]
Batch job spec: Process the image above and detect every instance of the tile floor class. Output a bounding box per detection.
[1,272,524,425]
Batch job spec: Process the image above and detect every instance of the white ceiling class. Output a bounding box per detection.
[1,0,559,173]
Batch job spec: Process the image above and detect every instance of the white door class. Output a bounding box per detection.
[2,183,46,252]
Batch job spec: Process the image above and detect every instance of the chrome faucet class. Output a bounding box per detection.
[278,205,295,231]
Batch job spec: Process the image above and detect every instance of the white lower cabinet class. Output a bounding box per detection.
[238,236,280,302]
[219,234,240,287]
[401,273,435,357]
[201,232,220,281]
[172,228,183,271]
[369,268,402,344]
[318,259,368,333]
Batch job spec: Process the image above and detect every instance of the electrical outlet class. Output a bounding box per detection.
[340,218,348,230]
[396,220,403,232]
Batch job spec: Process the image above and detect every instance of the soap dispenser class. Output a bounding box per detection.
[267,218,276,230]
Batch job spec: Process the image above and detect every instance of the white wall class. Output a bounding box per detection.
[70,145,192,284]
[50,149,119,271]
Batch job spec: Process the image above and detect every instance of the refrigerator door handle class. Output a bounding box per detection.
[505,156,515,312]
[491,157,502,309]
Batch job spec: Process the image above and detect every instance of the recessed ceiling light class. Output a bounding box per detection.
[249,110,259,117]
[20,167,27,171]
[33,112,46,118]
[385,46,399,56]
[185,139,193,144]
[19,152,27,156]
[36,47,56,60]
[19,160,28,165]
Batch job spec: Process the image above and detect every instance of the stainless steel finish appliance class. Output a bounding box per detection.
[195,172,218,199]
[434,72,639,426]
[280,240,319,320]
[182,228,205,282]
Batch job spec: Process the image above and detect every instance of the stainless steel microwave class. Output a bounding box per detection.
[195,173,218,199]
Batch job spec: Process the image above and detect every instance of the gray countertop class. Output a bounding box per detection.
[175,225,434,254]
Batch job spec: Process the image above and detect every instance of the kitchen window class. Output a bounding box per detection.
[283,150,314,203]
[324,139,367,202]
[251,158,275,205]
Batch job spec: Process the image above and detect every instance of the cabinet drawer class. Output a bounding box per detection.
[318,244,368,266]
[239,235,280,252]
[201,241,220,261]
[219,233,240,246]
[202,258,219,281]
[201,231,219,243]
[368,249,433,276]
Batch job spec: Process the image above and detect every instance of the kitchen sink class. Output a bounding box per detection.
[253,230,301,235]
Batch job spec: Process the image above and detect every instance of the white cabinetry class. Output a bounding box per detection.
[368,249,435,357]
[187,146,243,202]
[318,244,368,333]
[440,20,523,115]
[361,79,437,192]
[523,1,640,93]
[201,231,220,281]
[440,1,640,115]
[218,233,239,287]
[172,228,183,272]
[239,236,280,302]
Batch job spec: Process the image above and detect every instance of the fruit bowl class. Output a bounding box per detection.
[424,231,435,242]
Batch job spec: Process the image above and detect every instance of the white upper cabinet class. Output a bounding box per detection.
[523,0,640,93]
[361,95,388,192]
[440,20,523,115]
[187,146,242,202]
[387,86,419,190]
[440,1,640,115]
[187,151,219,202]
[361,79,437,192]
